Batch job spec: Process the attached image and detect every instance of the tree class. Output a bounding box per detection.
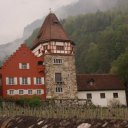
[111,50,128,83]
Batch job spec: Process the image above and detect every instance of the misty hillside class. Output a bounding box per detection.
[25,0,128,74]
[0,0,127,67]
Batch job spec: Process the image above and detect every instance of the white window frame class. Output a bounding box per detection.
[6,77,17,85]
[36,89,42,95]
[28,90,33,95]
[19,77,31,85]
[34,77,44,85]
[19,63,30,69]
[7,90,15,95]
[19,90,24,95]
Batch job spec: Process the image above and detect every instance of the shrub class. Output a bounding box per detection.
[28,97,41,107]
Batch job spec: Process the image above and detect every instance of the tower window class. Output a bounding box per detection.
[56,46,64,50]
[44,45,48,50]
[53,59,63,64]
[55,73,62,83]
[38,61,43,65]
[56,86,63,93]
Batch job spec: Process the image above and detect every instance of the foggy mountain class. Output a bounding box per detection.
[0,0,121,63]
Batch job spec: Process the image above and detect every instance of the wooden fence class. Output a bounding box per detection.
[0,101,128,120]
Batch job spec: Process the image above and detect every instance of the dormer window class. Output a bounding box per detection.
[56,46,64,50]
[87,78,95,86]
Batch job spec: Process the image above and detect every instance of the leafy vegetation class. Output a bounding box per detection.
[25,0,128,75]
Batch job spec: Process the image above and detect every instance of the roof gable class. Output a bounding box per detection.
[2,44,42,69]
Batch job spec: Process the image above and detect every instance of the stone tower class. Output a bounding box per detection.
[32,13,77,99]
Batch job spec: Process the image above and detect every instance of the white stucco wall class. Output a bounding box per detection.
[77,90,127,107]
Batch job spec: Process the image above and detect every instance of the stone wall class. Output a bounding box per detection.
[44,54,77,99]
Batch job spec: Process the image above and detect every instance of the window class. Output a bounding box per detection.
[44,45,48,50]
[55,73,62,84]
[8,77,14,84]
[36,77,42,84]
[100,93,105,99]
[53,59,63,64]
[19,63,29,69]
[37,90,41,95]
[19,90,24,95]
[20,77,31,85]
[113,93,118,98]
[8,90,14,95]
[37,61,43,65]
[56,46,64,50]
[28,90,32,95]
[56,87,63,93]
[34,77,44,85]
[87,93,92,99]
[6,77,17,85]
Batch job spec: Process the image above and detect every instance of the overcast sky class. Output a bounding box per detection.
[0,0,78,44]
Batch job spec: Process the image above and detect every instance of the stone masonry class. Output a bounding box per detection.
[44,54,77,99]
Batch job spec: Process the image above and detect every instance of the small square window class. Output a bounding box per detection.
[19,90,24,95]
[19,63,29,69]
[87,93,92,99]
[8,90,14,95]
[37,90,41,95]
[100,93,105,99]
[113,93,118,98]
[28,90,32,95]
[21,63,27,69]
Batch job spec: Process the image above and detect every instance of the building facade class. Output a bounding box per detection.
[77,74,127,107]
[32,13,77,99]
[0,44,46,99]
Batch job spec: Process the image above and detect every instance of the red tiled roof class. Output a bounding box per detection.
[77,74,125,91]
[33,13,73,48]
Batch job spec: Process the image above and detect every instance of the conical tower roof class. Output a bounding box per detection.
[33,13,73,47]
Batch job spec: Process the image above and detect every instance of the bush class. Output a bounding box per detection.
[28,97,41,107]
[15,98,29,107]
[15,97,41,107]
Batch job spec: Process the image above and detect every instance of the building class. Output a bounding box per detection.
[32,13,77,99]
[77,74,127,107]
[0,44,46,99]
[0,12,127,106]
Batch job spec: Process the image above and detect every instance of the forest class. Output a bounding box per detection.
[25,0,128,80]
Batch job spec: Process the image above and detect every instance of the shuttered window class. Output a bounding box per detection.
[19,63,30,69]
[34,77,44,85]
[19,77,31,85]
[6,77,17,85]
